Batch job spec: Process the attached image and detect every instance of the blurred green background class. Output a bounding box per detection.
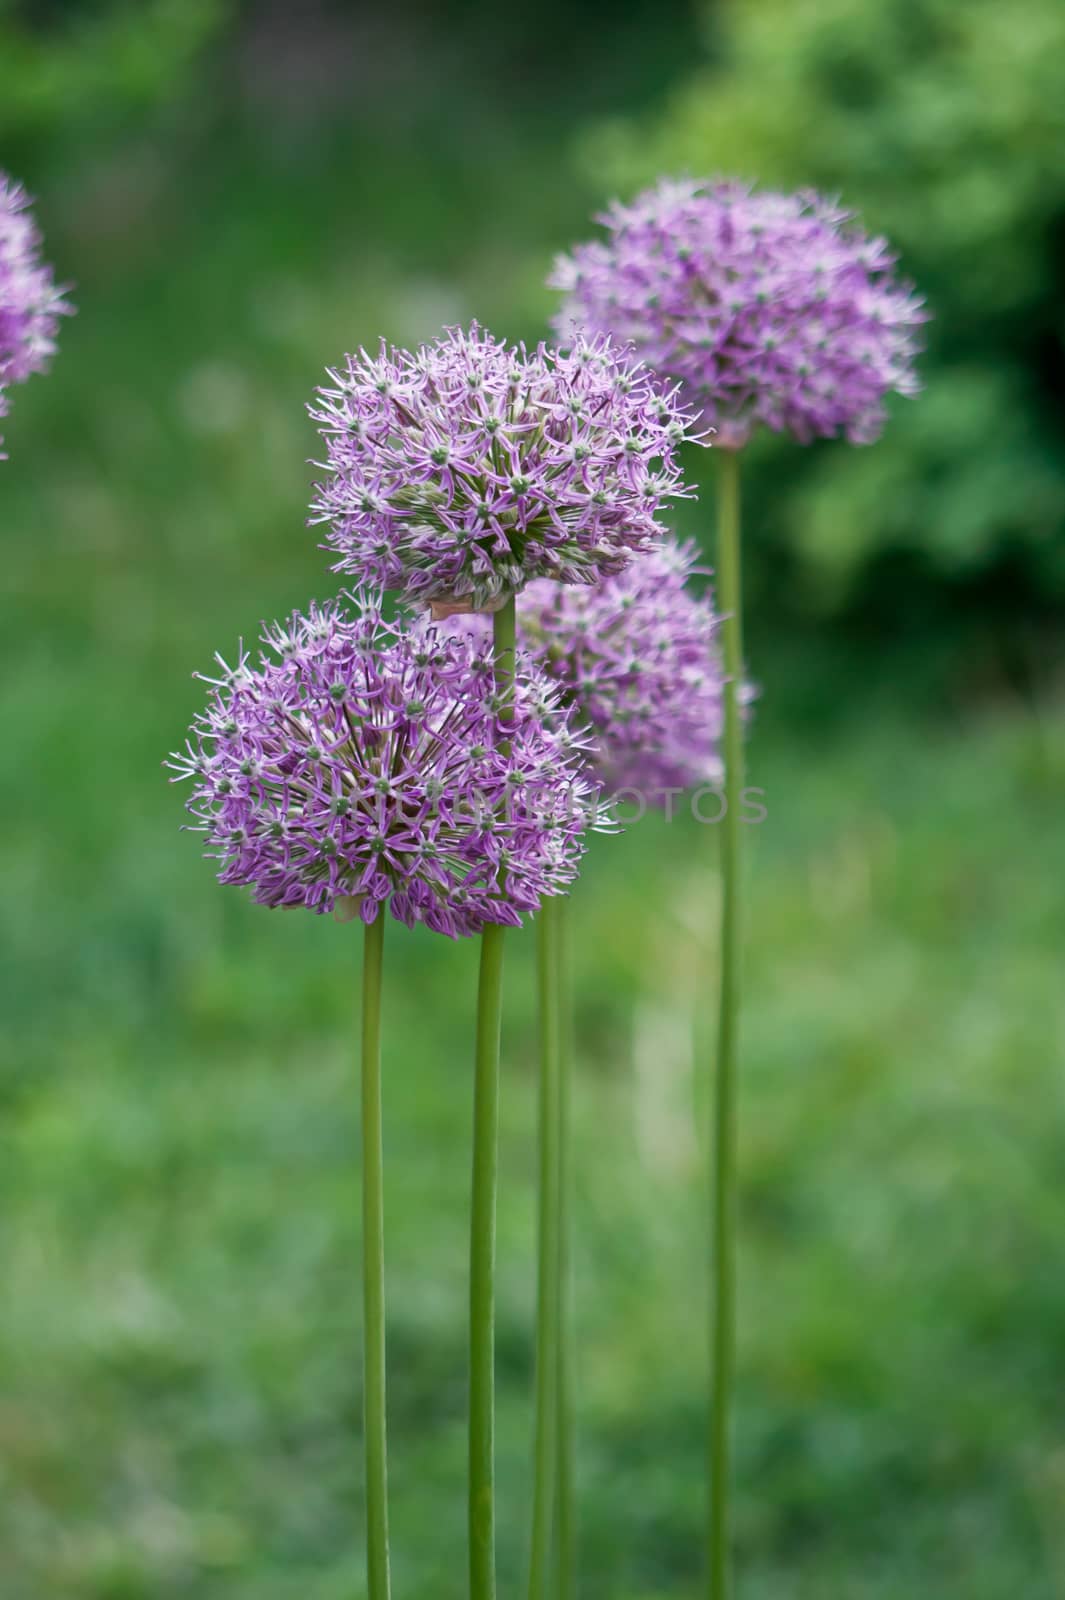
[2,2,1064,1596]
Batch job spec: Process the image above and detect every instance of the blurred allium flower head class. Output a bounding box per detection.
[0,173,72,454]
[551,178,926,449]
[441,538,728,801]
[168,595,602,936]
[309,323,697,613]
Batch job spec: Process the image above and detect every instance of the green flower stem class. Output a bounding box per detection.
[360,908,391,1600]
[708,446,744,1599]
[553,892,575,1600]
[492,595,517,745]
[527,895,562,1600]
[468,594,517,1600]
[470,921,505,1600]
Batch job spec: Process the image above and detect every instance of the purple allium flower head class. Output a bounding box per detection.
[167,595,602,936]
[309,323,697,613]
[439,539,728,803]
[0,173,72,456]
[551,178,927,449]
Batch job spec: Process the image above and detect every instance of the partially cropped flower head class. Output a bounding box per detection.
[525,540,727,797]
[309,323,697,613]
[440,539,727,802]
[168,594,602,936]
[0,173,72,455]
[551,178,926,449]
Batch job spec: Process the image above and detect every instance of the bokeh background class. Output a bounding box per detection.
[3,2,1065,1596]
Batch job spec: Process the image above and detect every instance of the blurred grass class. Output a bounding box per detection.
[3,17,1065,1598]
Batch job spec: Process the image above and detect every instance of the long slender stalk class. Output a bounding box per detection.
[527,895,561,1600]
[708,446,744,1599]
[470,921,505,1600]
[553,893,575,1600]
[469,594,517,1600]
[491,595,517,736]
[360,909,391,1600]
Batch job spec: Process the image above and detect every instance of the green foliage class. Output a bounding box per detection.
[575,0,1065,616]
[0,0,232,144]
[5,673,1065,1596]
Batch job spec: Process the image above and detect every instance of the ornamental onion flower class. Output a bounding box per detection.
[0,172,71,455]
[167,594,602,936]
[555,176,925,1596]
[440,538,728,802]
[309,323,697,612]
[551,177,926,449]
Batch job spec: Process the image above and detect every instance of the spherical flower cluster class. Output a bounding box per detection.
[525,540,727,796]
[168,595,603,936]
[551,178,926,448]
[309,323,697,613]
[440,539,727,801]
[0,172,71,455]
